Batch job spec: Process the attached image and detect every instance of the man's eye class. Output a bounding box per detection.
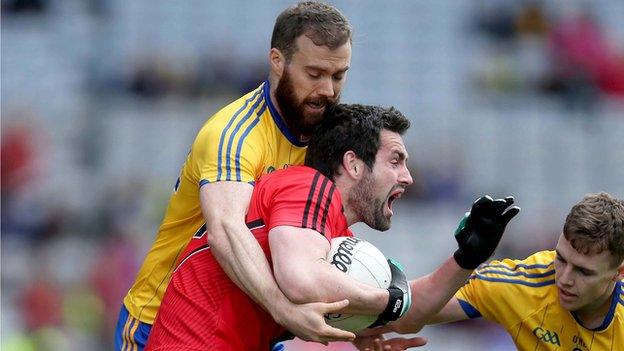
[579,269,592,276]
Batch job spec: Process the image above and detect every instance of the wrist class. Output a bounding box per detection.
[370,287,404,327]
[269,294,295,323]
[453,248,482,270]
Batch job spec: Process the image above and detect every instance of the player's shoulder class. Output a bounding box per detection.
[257,166,338,201]
[470,250,556,292]
[258,166,329,189]
[197,82,270,136]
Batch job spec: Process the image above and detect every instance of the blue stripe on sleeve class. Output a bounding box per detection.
[482,262,554,271]
[225,93,264,180]
[234,103,265,181]
[216,86,263,181]
[471,275,555,287]
[457,299,482,318]
[476,268,555,279]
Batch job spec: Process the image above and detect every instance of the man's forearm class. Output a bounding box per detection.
[200,182,291,321]
[209,219,290,318]
[269,227,389,316]
[403,257,471,326]
[283,259,389,315]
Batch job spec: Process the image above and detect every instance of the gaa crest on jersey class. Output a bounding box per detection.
[532,327,561,346]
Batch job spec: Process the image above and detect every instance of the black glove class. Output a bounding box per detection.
[453,195,520,269]
[369,259,411,327]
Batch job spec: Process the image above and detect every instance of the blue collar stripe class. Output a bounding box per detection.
[263,80,307,147]
[580,281,622,331]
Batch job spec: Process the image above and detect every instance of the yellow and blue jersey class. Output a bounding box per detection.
[123,81,308,324]
[456,250,623,350]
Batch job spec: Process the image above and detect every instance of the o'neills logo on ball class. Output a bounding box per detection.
[330,237,362,273]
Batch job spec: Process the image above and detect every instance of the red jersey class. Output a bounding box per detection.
[145,166,352,351]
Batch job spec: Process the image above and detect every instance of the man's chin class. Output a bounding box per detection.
[297,119,324,136]
[303,111,325,124]
[557,297,578,312]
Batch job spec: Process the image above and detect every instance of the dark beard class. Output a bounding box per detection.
[348,172,391,231]
[274,69,338,137]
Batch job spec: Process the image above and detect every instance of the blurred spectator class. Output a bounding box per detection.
[89,234,139,339]
[124,48,265,100]
[128,56,174,99]
[0,117,60,241]
[20,273,63,331]
[1,0,47,15]
[515,1,549,38]
[543,7,624,107]
[1,119,38,196]
[473,1,517,42]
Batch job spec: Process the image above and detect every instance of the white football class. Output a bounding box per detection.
[324,236,391,332]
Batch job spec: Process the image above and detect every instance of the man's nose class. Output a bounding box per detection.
[559,266,574,286]
[316,77,335,98]
[400,166,413,186]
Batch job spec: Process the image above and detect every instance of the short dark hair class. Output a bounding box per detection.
[305,104,410,179]
[271,1,352,61]
[563,192,624,267]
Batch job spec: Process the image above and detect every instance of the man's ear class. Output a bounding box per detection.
[342,151,364,180]
[269,48,285,78]
[614,263,624,282]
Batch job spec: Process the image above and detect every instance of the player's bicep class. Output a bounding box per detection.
[453,273,517,328]
[269,226,330,300]
[199,181,254,233]
[199,182,253,250]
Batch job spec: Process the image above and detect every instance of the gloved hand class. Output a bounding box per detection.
[369,258,411,327]
[453,195,520,270]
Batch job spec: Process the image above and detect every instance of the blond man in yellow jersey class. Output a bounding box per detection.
[363,192,624,351]
[115,2,356,350]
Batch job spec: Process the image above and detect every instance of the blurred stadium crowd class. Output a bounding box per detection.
[2,0,623,350]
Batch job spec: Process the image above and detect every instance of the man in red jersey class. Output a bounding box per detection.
[146,104,519,350]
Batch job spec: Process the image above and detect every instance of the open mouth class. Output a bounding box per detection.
[558,287,577,300]
[305,101,326,111]
[387,188,404,215]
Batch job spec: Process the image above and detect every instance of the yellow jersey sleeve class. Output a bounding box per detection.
[193,86,267,184]
[455,251,556,330]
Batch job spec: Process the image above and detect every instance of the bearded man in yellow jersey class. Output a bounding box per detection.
[114,2,356,350]
[361,192,624,351]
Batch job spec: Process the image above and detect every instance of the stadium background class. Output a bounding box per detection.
[2,0,623,350]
